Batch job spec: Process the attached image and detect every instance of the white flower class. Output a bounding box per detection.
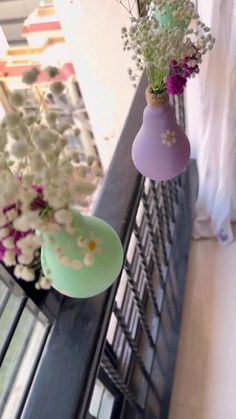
[35,276,52,290]
[2,236,15,249]
[31,153,45,173]
[22,67,39,85]
[17,252,34,265]
[5,208,18,222]
[10,91,25,107]
[0,227,9,239]
[14,264,35,281]
[161,130,176,147]
[0,213,7,228]
[50,81,65,96]
[11,141,28,159]
[54,209,73,226]
[0,179,20,206]
[14,210,40,232]
[38,220,61,233]
[17,234,42,252]
[36,136,52,153]
[3,250,16,267]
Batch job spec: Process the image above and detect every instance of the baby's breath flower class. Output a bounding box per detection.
[44,66,59,78]
[50,81,65,96]
[10,91,25,107]
[0,227,9,239]
[0,58,102,289]
[46,111,57,125]
[17,234,42,252]
[54,209,73,226]
[11,141,28,159]
[6,208,18,222]
[14,264,35,281]
[4,113,21,128]
[86,155,95,166]
[22,67,40,85]
[17,252,34,265]
[2,236,15,249]
[14,211,40,232]
[3,250,16,267]
[35,276,52,290]
[119,0,214,94]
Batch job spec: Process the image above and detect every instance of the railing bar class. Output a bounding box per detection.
[167,182,176,223]
[134,225,160,317]
[160,183,172,244]
[120,283,135,335]
[0,297,27,366]
[173,178,180,205]
[125,262,155,348]
[113,302,161,404]
[101,354,144,414]
[0,315,37,416]
[0,288,11,318]
[14,324,51,419]
[142,192,165,288]
[150,181,168,266]
[139,214,152,260]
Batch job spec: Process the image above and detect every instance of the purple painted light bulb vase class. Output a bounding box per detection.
[132,86,190,181]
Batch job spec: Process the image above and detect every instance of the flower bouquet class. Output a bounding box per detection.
[0,67,123,298]
[119,0,215,181]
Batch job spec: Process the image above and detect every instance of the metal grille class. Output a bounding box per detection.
[89,95,191,418]
[97,174,189,418]
[0,272,50,418]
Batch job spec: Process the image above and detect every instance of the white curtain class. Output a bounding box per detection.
[189,0,236,244]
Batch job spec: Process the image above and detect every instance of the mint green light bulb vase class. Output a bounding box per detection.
[149,1,190,33]
[41,210,123,298]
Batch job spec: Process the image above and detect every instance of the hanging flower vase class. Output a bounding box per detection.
[41,209,123,298]
[132,86,190,181]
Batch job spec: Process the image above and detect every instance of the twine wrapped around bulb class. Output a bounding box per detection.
[145,86,169,107]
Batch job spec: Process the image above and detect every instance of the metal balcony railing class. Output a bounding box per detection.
[0,75,195,419]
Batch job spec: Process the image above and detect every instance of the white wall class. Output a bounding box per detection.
[54,0,137,170]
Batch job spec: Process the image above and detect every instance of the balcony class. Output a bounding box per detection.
[0,74,196,419]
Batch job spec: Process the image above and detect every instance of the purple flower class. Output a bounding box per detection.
[166,46,201,95]
[0,242,6,261]
[166,74,187,96]
[32,184,43,194]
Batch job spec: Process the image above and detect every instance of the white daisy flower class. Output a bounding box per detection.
[161,130,177,147]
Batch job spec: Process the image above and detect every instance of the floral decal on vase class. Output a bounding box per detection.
[77,232,102,266]
[161,130,176,147]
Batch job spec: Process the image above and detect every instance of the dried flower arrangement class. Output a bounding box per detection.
[118,0,215,95]
[0,66,103,290]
